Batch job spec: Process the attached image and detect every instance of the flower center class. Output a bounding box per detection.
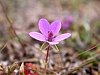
[48,31,53,42]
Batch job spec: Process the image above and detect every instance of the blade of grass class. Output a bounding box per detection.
[66,54,100,75]
[75,43,100,58]
[0,42,7,53]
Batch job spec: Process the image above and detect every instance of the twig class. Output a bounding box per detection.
[0,0,24,48]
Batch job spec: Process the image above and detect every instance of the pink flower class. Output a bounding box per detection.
[29,18,71,45]
[62,16,74,29]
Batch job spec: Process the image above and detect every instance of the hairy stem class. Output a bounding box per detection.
[45,45,50,75]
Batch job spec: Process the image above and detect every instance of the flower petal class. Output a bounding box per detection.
[29,32,46,41]
[54,33,71,42]
[47,41,59,45]
[39,18,50,37]
[50,20,61,36]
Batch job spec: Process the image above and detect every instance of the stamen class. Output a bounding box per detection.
[48,31,53,42]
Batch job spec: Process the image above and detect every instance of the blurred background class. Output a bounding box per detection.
[0,0,100,74]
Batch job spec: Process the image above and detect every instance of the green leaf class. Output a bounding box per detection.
[40,42,48,50]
